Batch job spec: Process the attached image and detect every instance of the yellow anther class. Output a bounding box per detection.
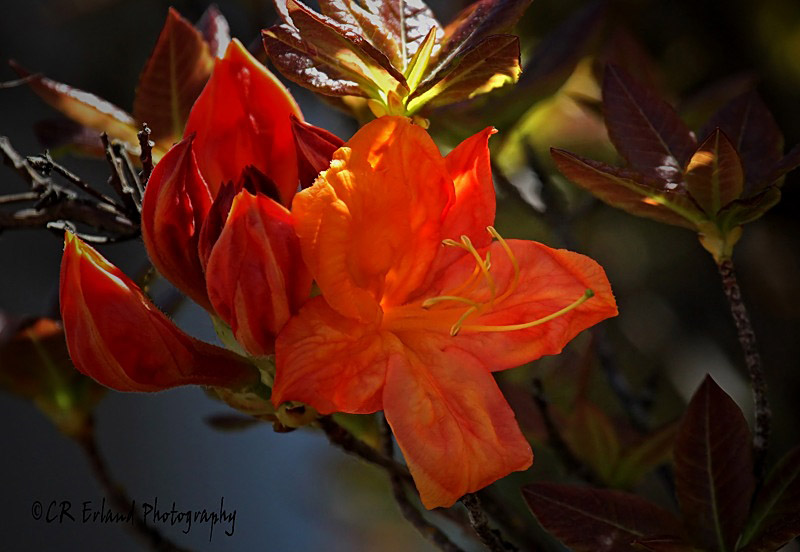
[450,305,479,336]
[457,289,594,334]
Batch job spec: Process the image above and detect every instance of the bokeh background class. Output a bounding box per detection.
[1,0,799,550]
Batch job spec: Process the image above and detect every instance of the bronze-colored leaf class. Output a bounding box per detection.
[699,91,783,191]
[685,129,744,216]
[764,142,800,186]
[9,60,140,149]
[673,375,755,552]
[632,537,704,552]
[197,4,231,58]
[739,446,800,552]
[551,148,703,229]
[318,0,403,69]
[133,8,214,144]
[290,115,345,188]
[561,399,621,484]
[523,483,684,552]
[610,422,679,488]
[364,0,443,70]
[603,64,697,182]
[407,34,520,112]
[716,185,781,228]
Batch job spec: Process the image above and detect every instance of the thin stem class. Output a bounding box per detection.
[379,416,465,552]
[75,418,190,552]
[717,258,770,476]
[460,494,518,552]
[138,124,154,188]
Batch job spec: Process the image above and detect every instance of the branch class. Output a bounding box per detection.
[75,418,190,552]
[460,494,518,552]
[717,258,770,476]
[138,124,154,189]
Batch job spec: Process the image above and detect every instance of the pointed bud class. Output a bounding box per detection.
[60,232,257,392]
[184,38,303,204]
[290,115,344,189]
[141,135,213,311]
[205,190,312,356]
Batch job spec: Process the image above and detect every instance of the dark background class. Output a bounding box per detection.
[1,0,799,550]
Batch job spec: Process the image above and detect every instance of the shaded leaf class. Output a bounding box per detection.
[523,483,683,552]
[764,142,800,186]
[685,129,744,216]
[290,115,345,188]
[551,148,703,229]
[739,446,800,552]
[364,0,443,69]
[407,34,520,112]
[699,90,783,190]
[673,375,755,552]
[611,422,679,488]
[716,185,781,228]
[133,8,214,144]
[632,537,704,551]
[562,399,621,483]
[603,64,696,182]
[205,413,263,432]
[197,4,231,58]
[33,118,105,157]
[9,60,140,149]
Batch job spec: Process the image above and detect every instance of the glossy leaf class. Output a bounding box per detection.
[318,0,403,69]
[685,129,744,216]
[363,0,443,69]
[9,60,140,150]
[133,8,214,144]
[197,4,231,58]
[290,115,345,188]
[603,64,696,182]
[699,91,783,190]
[739,446,800,552]
[523,483,683,552]
[610,422,678,488]
[407,34,520,112]
[561,399,621,483]
[673,375,755,552]
[551,148,703,229]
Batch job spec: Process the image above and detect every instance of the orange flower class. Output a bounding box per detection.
[273,116,618,508]
[60,232,257,392]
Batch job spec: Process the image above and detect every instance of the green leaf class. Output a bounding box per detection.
[522,483,684,552]
[685,128,744,216]
[133,8,214,144]
[610,422,679,488]
[673,375,755,552]
[550,148,704,229]
[603,64,697,182]
[561,399,621,484]
[403,27,437,91]
[739,446,800,552]
[407,34,520,112]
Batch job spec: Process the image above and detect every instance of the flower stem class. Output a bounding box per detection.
[717,258,770,476]
[460,493,519,552]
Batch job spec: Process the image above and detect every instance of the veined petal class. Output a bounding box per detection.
[184,38,302,204]
[60,233,257,392]
[273,296,401,414]
[292,116,453,322]
[141,135,213,311]
[206,190,311,356]
[383,340,532,509]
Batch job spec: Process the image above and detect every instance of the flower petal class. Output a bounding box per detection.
[383,339,532,509]
[206,190,311,356]
[273,296,400,413]
[292,116,453,322]
[141,135,213,311]
[184,38,302,204]
[60,233,257,392]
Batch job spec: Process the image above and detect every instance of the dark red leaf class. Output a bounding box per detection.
[365,0,443,69]
[133,8,214,144]
[290,115,345,188]
[33,118,105,157]
[764,142,800,186]
[603,64,697,182]
[197,4,231,58]
[685,129,744,216]
[739,446,800,552]
[699,91,783,191]
[551,148,703,229]
[673,375,755,552]
[632,537,703,551]
[522,483,684,552]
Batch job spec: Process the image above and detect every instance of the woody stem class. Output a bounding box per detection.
[717,258,770,476]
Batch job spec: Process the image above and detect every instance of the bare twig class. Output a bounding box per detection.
[101,133,139,215]
[27,152,120,207]
[379,416,465,552]
[75,418,190,552]
[717,258,770,476]
[460,494,518,552]
[138,124,154,188]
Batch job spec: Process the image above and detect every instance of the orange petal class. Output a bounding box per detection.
[141,135,213,311]
[206,190,311,356]
[60,232,256,392]
[383,339,532,509]
[415,239,618,371]
[184,38,302,204]
[292,116,453,322]
[273,296,400,413]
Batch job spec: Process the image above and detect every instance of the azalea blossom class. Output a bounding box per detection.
[273,116,618,508]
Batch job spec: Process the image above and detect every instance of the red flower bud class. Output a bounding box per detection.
[205,190,312,355]
[60,232,257,392]
[290,115,344,189]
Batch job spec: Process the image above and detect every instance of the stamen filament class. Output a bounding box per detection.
[457,289,595,334]
[487,226,520,303]
[460,235,496,300]
[450,305,479,336]
[422,295,481,309]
